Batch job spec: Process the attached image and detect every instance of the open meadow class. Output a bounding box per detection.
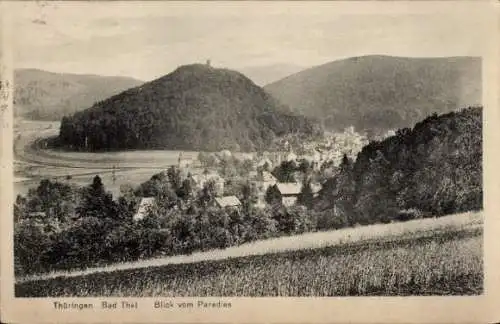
[13,119,253,198]
[15,212,483,297]
[13,119,196,198]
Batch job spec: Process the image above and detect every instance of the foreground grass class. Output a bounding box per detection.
[17,212,482,283]
[16,224,482,297]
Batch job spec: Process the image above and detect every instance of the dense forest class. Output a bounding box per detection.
[57,64,320,152]
[14,69,143,120]
[314,106,482,225]
[265,56,481,134]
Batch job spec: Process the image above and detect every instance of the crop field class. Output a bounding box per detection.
[16,212,483,297]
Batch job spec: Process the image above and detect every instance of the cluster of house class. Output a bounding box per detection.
[133,151,324,221]
[300,127,370,164]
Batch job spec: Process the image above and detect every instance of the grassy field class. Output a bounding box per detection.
[14,166,166,198]
[14,119,250,169]
[15,212,483,297]
[13,119,193,197]
[13,119,260,198]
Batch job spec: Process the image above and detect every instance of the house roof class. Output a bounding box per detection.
[276,183,302,195]
[286,152,298,161]
[191,171,221,184]
[134,197,156,220]
[262,171,276,182]
[257,157,273,167]
[249,170,275,182]
[311,183,322,194]
[215,196,241,207]
[238,153,254,160]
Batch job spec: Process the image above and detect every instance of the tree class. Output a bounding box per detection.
[197,152,209,166]
[353,150,398,224]
[167,166,182,192]
[297,178,314,209]
[298,159,312,175]
[219,158,238,178]
[340,153,352,172]
[265,185,282,206]
[21,179,77,223]
[156,181,178,210]
[198,179,217,208]
[241,159,255,175]
[77,175,117,220]
[240,181,259,213]
[178,177,195,202]
[14,195,27,223]
[273,160,297,183]
[14,218,54,275]
[116,196,136,222]
[246,207,277,239]
[287,205,316,234]
[119,183,136,203]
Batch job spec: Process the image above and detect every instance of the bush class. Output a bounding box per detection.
[314,209,349,231]
[395,208,425,222]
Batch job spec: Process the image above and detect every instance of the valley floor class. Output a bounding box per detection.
[16,212,483,297]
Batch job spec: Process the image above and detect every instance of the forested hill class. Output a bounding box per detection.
[58,64,319,152]
[14,69,143,120]
[316,106,482,225]
[264,56,481,133]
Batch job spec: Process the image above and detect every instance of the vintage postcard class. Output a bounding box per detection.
[1,1,499,323]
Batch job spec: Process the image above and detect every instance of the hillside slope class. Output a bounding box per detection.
[316,106,482,225]
[58,64,319,152]
[239,63,306,86]
[14,69,144,120]
[264,56,481,132]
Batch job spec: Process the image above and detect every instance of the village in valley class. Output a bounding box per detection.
[133,126,374,221]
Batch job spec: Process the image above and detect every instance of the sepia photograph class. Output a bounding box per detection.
[0,0,498,323]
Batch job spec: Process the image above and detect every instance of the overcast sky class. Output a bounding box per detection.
[6,1,492,81]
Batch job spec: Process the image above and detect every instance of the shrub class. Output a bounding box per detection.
[395,208,425,222]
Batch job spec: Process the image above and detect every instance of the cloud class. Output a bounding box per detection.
[7,2,491,80]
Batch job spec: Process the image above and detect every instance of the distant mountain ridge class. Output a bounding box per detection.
[239,63,306,86]
[58,64,319,152]
[14,69,144,120]
[264,55,481,133]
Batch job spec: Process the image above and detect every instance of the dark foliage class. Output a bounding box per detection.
[315,107,483,224]
[58,64,320,152]
[14,172,311,276]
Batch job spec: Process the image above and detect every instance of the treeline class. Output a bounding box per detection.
[57,64,320,152]
[314,106,483,224]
